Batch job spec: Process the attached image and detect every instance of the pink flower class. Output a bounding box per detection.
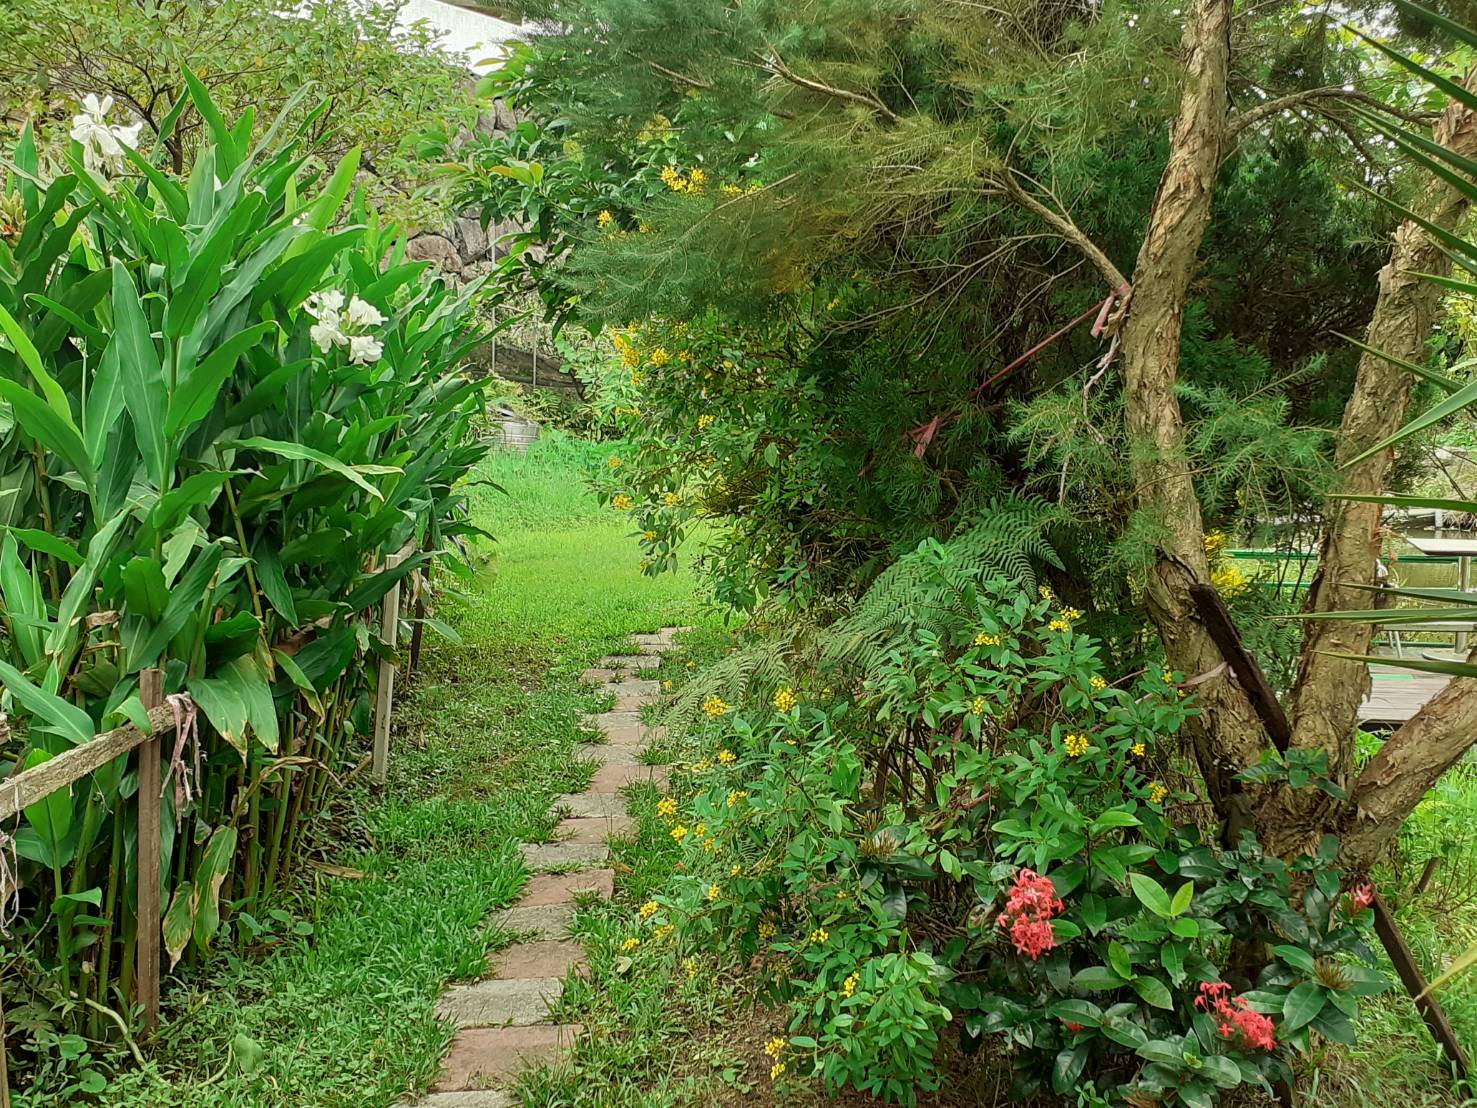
[1349,883,1375,912]
[998,869,1063,959]
[1194,983,1276,1051]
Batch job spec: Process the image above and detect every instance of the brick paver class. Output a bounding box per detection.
[414,629,682,1102]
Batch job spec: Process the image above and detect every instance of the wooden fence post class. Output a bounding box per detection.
[1,982,12,1108]
[1373,893,1471,1079]
[137,669,163,1033]
[371,552,406,785]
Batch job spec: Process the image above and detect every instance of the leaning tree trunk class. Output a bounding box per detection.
[1288,70,1477,792]
[1117,0,1269,834]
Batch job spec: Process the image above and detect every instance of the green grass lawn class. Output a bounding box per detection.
[94,433,727,1108]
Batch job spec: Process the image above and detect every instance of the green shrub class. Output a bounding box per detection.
[649,576,1387,1106]
[0,75,485,1078]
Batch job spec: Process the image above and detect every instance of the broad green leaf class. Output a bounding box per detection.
[186,672,250,758]
[163,879,197,970]
[232,437,388,501]
[1282,981,1327,1031]
[1273,944,1317,975]
[1108,940,1134,980]
[0,378,94,489]
[121,557,169,622]
[1071,965,1126,991]
[192,825,239,949]
[1130,975,1174,1010]
[165,322,278,436]
[22,748,74,867]
[1419,938,1477,998]
[111,260,169,488]
[8,528,83,567]
[222,655,279,753]
[1169,880,1194,917]
[1046,999,1104,1028]
[0,658,96,745]
[0,299,69,418]
[1130,872,1173,918]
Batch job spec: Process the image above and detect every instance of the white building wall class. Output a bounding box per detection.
[396,0,522,73]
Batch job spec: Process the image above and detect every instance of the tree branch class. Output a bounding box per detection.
[759,47,899,124]
[1228,85,1439,140]
[996,170,1130,291]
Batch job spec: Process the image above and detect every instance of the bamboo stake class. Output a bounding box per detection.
[1,978,11,1108]
[371,552,407,785]
[136,669,163,1034]
[1374,893,1471,1079]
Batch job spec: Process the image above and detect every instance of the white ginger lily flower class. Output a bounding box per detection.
[70,94,142,176]
[346,295,385,327]
[348,334,384,365]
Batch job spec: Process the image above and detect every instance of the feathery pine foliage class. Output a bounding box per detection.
[453,0,1445,653]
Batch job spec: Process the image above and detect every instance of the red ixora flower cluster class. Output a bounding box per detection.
[1194,982,1277,1051]
[999,869,1064,960]
[1348,882,1376,912]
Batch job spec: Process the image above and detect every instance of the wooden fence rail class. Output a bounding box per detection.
[3,549,420,1101]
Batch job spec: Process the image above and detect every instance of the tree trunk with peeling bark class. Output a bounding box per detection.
[1288,75,1477,793]
[1116,0,1268,837]
[1109,9,1477,869]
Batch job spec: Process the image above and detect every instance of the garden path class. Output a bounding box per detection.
[399,628,685,1107]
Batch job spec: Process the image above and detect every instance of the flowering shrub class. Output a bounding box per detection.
[645,581,1388,1106]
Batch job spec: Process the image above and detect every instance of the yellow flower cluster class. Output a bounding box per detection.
[718,749,736,764]
[773,687,797,711]
[727,789,746,808]
[842,973,859,998]
[630,371,644,386]
[640,900,660,920]
[1061,607,1083,621]
[704,695,732,718]
[611,331,640,368]
[731,863,742,876]
[1211,561,1250,597]
[665,492,682,507]
[659,165,706,194]
[1039,586,1053,601]
[597,209,615,229]
[1049,618,1072,633]
[809,927,829,943]
[975,631,1002,647]
[646,530,659,542]
[764,1038,786,1059]
[684,958,699,979]
[613,494,633,511]
[662,678,674,690]
[770,1063,786,1081]
[826,296,841,311]
[758,920,777,940]
[1149,782,1169,804]
[608,455,623,469]
[693,758,712,773]
[1064,733,1092,758]
[671,824,688,842]
[621,937,641,951]
[652,924,673,941]
[1162,671,1177,685]
[969,696,987,716]
[657,796,678,819]
[650,347,670,367]
[1090,675,1108,691]
[721,183,744,196]
[1204,530,1228,560]
[707,883,721,901]
[697,413,715,430]
[1131,742,1146,757]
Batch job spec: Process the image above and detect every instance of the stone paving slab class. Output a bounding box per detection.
[491,939,587,980]
[552,792,628,818]
[613,694,656,712]
[599,723,645,747]
[518,870,614,905]
[579,667,618,684]
[600,654,660,669]
[436,977,563,1028]
[432,1025,583,1090]
[578,743,646,768]
[605,678,660,697]
[400,1090,515,1108]
[633,628,690,647]
[494,902,574,939]
[518,841,610,869]
[556,815,636,844]
[581,710,641,731]
[588,762,669,794]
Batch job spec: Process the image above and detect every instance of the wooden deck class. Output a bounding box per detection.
[1359,664,1453,724]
